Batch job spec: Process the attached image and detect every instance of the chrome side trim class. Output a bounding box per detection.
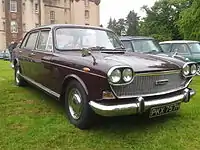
[110,78,193,99]
[89,88,195,117]
[20,74,60,98]
[42,60,106,79]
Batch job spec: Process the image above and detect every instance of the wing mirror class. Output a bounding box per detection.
[81,48,97,65]
[82,48,91,57]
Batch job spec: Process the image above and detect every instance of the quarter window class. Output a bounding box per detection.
[122,41,133,52]
[24,32,38,49]
[37,30,50,50]
[160,44,171,52]
[20,34,29,48]
[10,0,17,12]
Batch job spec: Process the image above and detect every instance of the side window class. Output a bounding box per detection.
[37,30,50,51]
[24,32,39,49]
[171,44,190,54]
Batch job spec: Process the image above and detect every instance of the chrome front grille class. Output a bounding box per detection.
[111,70,188,98]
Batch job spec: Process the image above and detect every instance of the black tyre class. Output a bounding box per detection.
[65,80,95,129]
[14,65,25,86]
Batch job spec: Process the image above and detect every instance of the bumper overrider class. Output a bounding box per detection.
[89,88,195,117]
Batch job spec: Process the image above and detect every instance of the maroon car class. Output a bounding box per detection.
[12,24,197,129]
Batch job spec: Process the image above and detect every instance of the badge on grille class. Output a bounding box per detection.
[155,79,169,86]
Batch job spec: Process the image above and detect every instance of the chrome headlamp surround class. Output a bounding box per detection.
[182,62,198,77]
[107,66,135,85]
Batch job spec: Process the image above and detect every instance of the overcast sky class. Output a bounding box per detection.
[100,0,157,26]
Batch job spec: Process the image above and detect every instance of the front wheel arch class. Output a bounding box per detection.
[60,74,88,103]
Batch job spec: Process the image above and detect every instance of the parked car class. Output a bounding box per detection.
[120,36,163,54]
[12,24,197,129]
[0,49,11,61]
[0,51,4,59]
[120,36,188,62]
[160,40,200,75]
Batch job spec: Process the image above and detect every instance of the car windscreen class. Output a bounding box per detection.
[132,39,163,53]
[55,28,123,51]
[188,43,200,53]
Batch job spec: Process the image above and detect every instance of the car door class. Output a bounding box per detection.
[18,31,39,78]
[28,29,55,90]
[171,43,192,59]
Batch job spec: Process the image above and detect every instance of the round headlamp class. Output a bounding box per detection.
[183,64,190,76]
[191,64,197,75]
[122,68,133,82]
[108,69,121,83]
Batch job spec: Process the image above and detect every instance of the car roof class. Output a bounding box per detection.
[119,36,154,41]
[159,40,199,44]
[29,24,113,32]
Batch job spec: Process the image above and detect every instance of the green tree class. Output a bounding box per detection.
[126,10,140,35]
[178,0,200,40]
[139,0,192,41]
[107,18,126,36]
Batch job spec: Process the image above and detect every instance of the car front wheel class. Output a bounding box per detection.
[65,80,95,129]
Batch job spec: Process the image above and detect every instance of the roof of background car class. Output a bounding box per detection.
[30,24,113,32]
[159,40,199,44]
[119,36,154,41]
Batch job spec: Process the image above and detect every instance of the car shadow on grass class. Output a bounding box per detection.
[21,83,181,132]
[92,113,180,131]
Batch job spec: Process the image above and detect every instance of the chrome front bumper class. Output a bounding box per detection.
[89,88,196,117]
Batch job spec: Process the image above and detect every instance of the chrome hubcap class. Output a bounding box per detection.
[68,88,83,120]
[16,68,20,84]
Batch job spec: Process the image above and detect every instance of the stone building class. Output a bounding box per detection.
[0,0,101,50]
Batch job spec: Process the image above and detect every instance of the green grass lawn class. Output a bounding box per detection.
[0,60,200,150]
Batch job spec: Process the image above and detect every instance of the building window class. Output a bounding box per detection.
[35,3,39,13]
[50,11,55,20]
[10,21,18,33]
[10,0,17,12]
[85,10,89,19]
[84,0,89,7]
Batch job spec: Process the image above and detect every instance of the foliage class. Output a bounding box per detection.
[107,11,140,36]
[178,0,200,40]
[107,18,127,36]
[126,10,140,36]
[106,0,197,41]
